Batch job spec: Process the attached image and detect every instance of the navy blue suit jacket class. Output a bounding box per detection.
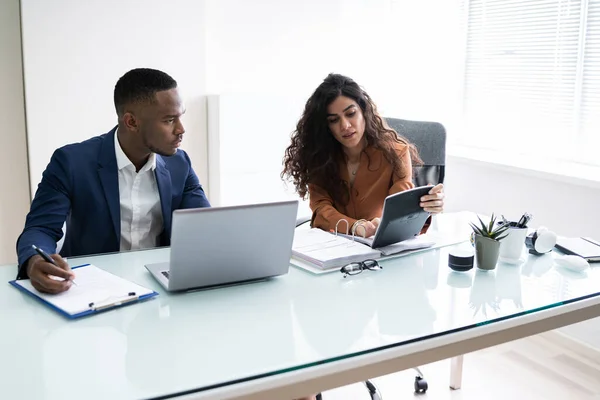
[16,128,210,277]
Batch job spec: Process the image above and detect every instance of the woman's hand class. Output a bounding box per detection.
[353,220,378,238]
[420,183,445,214]
[371,217,381,229]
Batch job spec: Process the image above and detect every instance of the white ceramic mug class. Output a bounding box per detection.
[499,226,528,262]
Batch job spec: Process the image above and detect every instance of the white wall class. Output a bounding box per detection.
[444,157,600,348]
[206,94,314,223]
[20,0,210,197]
[444,158,600,239]
[20,0,463,200]
[204,0,464,127]
[0,0,31,265]
[206,94,309,209]
[202,0,463,215]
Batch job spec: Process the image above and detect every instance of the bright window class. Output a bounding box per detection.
[461,0,600,167]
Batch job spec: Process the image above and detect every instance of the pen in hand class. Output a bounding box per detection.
[32,245,77,285]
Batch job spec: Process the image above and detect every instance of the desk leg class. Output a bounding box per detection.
[450,355,464,390]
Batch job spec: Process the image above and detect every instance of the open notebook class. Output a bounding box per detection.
[9,264,158,319]
[292,228,435,270]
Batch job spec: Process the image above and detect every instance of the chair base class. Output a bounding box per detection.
[317,367,428,399]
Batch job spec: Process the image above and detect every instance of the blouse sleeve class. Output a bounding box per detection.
[308,183,358,233]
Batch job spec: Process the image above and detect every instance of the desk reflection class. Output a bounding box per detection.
[125,278,295,394]
[521,253,554,277]
[469,264,523,319]
[291,250,440,359]
[377,251,439,338]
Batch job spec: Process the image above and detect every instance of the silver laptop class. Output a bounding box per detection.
[145,200,299,291]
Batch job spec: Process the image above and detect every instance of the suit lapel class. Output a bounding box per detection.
[155,156,172,239]
[97,128,121,242]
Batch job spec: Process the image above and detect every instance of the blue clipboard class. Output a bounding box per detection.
[9,263,159,319]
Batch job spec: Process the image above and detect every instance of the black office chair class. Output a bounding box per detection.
[298,118,447,399]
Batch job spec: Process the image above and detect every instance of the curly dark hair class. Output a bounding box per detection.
[281,73,422,206]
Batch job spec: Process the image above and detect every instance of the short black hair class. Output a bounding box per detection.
[113,68,177,116]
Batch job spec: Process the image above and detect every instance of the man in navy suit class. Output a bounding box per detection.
[16,68,210,293]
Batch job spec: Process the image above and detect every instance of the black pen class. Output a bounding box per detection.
[32,245,77,285]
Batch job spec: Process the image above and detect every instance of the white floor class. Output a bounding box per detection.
[320,333,600,400]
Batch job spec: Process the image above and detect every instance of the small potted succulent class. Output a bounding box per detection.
[470,214,509,271]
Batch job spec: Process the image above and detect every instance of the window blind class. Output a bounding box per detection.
[462,0,599,166]
[581,0,600,164]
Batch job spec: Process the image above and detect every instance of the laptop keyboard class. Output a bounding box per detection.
[161,271,170,279]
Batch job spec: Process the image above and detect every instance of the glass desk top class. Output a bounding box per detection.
[1,223,599,399]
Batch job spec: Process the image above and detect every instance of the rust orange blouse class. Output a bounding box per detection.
[309,142,419,233]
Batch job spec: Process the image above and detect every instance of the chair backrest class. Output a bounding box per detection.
[384,117,447,186]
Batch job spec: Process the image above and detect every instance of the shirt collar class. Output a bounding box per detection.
[114,128,157,172]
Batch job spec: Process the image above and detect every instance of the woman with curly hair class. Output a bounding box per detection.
[282,73,444,238]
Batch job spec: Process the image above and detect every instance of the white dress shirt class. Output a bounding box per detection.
[114,132,163,251]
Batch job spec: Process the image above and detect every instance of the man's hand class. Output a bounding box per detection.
[420,183,445,214]
[26,254,74,294]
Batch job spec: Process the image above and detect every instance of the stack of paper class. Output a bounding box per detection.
[342,233,436,256]
[292,229,380,269]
